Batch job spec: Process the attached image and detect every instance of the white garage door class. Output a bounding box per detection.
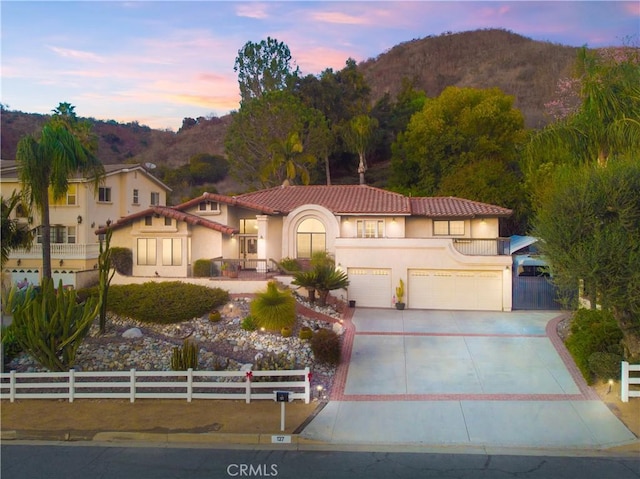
[408,269,503,311]
[347,268,392,308]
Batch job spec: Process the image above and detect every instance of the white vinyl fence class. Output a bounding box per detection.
[0,367,311,404]
[621,361,640,402]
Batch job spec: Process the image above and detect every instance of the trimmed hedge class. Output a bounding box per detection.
[565,309,623,384]
[104,282,229,324]
[310,328,341,365]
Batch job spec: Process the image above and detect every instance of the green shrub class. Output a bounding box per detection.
[565,309,623,384]
[110,247,132,275]
[588,352,623,381]
[250,281,296,330]
[194,259,217,277]
[253,352,298,382]
[241,315,258,331]
[1,324,23,365]
[105,282,229,324]
[209,310,222,322]
[298,326,313,341]
[311,328,341,366]
[278,257,301,272]
[171,339,199,370]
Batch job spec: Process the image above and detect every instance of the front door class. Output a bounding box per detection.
[240,236,258,268]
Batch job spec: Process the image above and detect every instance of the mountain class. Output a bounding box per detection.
[1,29,579,174]
[359,29,578,128]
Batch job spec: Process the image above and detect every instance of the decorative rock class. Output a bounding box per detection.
[122,328,143,339]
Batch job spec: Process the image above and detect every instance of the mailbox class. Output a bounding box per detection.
[275,391,290,402]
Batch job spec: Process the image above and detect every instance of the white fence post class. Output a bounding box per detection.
[621,361,629,403]
[69,369,75,403]
[187,368,193,402]
[304,367,311,404]
[245,370,252,404]
[9,370,16,403]
[130,368,136,403]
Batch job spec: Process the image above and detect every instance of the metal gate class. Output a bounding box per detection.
[512,275,563,310]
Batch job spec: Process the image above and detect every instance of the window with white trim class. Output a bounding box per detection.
[198,201,219,212]
[433,220,465,236]
[296,218,326,259]
[133,189,139,204]
[137,238,157,265]
[98,187,112,203]
[356,219,384,238]
[162,238,182,266]
[150,192,160,206]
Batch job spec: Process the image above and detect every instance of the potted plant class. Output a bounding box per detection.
[395,278,406,310]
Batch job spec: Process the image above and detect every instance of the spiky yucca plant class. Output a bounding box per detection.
[250,281,296,330]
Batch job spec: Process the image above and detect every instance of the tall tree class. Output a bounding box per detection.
[1,191,33,269]
[390,86,526,195]
[234,37,300,104]
[225,91,329,188]
[534,159,640,358]
[15,103,104,279]
[343,115,378,185]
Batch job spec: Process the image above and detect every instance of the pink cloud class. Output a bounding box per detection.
[48,46,106,63]
[235,3,270,19]
[310,11,370,25]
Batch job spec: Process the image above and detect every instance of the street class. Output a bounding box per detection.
[2,443,639,479]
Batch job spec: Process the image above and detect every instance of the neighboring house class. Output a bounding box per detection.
[0,160,171,288]
[101,185,514,311]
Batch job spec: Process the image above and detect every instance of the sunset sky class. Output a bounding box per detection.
[2,1,638,131]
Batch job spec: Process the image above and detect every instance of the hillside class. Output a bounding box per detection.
[1,29,579,177]
[360,29,578,128]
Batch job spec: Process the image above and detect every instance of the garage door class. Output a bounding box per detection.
[347,268,392,308]
[408,269,503,311]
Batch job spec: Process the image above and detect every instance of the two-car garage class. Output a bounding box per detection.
[347,267,505,311]
[407,269,504,311]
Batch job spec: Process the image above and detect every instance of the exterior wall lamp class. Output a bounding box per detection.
[77,215,83,224]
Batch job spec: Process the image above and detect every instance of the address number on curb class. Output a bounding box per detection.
[271,435,292,444]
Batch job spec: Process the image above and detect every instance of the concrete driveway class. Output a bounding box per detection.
[301,309,636,449]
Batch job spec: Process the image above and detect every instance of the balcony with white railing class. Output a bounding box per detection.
[452,238,511,256]
[10,243,101,260]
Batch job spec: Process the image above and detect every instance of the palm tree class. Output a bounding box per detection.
[527,47,640,168]
[15,103,104,279]
[343,115,378,185]
[1,191,33,269]
[263,131,316,185]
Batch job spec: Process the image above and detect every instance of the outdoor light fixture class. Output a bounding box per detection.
[77,215,83,224]
[16,259,21,266]
[59,259,64,266]
[607,379,614,394]
[91,222,95,228]
[316,385,323,399]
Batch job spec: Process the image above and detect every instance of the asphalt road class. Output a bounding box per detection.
[2,443,639,479]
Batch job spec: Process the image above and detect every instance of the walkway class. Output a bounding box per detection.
[300,309,636,449]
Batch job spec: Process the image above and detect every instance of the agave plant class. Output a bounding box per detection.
[250,281,296,330]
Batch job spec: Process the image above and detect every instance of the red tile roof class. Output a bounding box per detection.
[95,206,238,235]
[234,185,411,215]
[410,197,512,217]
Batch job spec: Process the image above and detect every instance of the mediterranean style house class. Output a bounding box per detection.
[100,184,514,311]
[0,161,171,288]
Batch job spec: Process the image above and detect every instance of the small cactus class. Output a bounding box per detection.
[281,326,292,338]
[209,310,222,322]
[298,326,313,340]
[171,339,199,370]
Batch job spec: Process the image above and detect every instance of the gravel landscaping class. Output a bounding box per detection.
[6,296,345,398]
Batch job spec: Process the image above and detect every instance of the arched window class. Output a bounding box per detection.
[296,218,326,259]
